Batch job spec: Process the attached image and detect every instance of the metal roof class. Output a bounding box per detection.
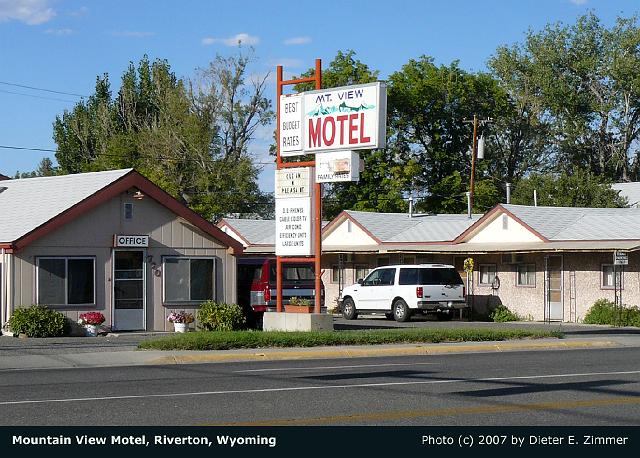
[0,169,132,243]
[345,210,482,242]
[612,182,640,208]
[502,204,640,240]
[221,218,275,246]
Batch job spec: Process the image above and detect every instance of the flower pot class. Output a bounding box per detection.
[174,322,189,333]
[285,305,315,313]
[84,324,99,337]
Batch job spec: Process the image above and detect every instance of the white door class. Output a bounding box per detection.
[113,250,145,330]
[545,255,563,321]
[356,267,396,310]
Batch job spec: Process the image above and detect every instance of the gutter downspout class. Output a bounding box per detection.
[0,248,4,329]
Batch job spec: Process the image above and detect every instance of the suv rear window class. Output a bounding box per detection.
[269,263,315,281]
[399,267,463,285]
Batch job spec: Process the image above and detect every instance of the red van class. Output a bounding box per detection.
[237,258,324,327]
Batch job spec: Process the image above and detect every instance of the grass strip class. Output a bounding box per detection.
[138,328,563,351]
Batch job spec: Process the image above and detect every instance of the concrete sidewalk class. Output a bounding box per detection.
[0,335,636,371]
[2,320,640,371]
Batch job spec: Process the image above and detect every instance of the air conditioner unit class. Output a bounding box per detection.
[501,253,524,264]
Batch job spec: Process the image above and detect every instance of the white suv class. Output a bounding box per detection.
[338,264,467,322]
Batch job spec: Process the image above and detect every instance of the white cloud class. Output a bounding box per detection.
[0,0,56,25]
[111,30,155,38]
[44,27,72,35]
[69,6,88,17]
[283,36,311,45]
[570,0,588,5]
[267,58,303,68]
[201,33,260,47]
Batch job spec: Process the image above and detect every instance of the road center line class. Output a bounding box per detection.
[235,362,439,373]
[1,369,639,406]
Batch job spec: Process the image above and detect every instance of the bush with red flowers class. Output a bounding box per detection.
[78,312,105,326]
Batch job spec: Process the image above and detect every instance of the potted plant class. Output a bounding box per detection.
[167,311,194,333]
[78,312,105,337]
[286,297,315,313]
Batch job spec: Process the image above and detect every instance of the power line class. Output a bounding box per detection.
[0,89,77,103]
[0,81,87,98]
[0,144,278,165]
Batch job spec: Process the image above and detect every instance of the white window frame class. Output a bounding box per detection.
[601,264,624,290]
[478,264,497,286]
[36,256,96,306]
[355,264,369,283]
[162,256,216,304]
[331,264,346,284]
[516,263,536,287]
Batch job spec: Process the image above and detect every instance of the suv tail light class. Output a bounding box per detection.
[264,285,271,302]
[416,286,423,298]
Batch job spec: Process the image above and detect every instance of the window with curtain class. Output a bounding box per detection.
[602,264,623,289]
[479,264,497,286]
[516,263,536,287]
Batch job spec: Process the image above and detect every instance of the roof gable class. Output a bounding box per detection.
[322,213,378,246]
[0,169,243,254]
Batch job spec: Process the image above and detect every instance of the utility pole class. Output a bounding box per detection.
[463,115,492,211]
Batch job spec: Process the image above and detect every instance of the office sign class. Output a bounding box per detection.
[114,235,149,248]
[279,93,304,157]
[315,150,360,183]
[275,167,313,198]
[303,82,386,153]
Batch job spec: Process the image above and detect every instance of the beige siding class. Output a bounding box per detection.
[11,188,236,331]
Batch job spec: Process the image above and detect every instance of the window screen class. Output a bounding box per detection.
[164,257,215,302]
[37,257,94,305]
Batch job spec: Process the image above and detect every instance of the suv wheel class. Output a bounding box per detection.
[393,299,411,322]
[342,298,358,320]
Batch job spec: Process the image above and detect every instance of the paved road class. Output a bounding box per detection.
[1,347,639,426]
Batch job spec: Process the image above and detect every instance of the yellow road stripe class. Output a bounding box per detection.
[205,396,640,426]
[151,340,617,365]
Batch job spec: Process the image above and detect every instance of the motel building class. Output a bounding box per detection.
[0,169,242,333]
[220,204,640,322]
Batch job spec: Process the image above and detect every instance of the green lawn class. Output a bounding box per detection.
[138,328,563,351]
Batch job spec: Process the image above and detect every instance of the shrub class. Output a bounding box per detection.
[197,301,245,331]
[8,305,68,337]
[489,305,521,322]
[584,299,640,327]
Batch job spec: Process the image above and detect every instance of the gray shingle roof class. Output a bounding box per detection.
[345,210,482,242]
[222,218,275,245]
[502,204,640,240]
[612,182,640,207]
[0,169,132,243]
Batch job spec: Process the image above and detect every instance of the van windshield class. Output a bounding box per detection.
[399,268,463,285]
[269,263,315,281]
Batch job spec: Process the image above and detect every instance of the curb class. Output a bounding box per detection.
[148,339,619,365]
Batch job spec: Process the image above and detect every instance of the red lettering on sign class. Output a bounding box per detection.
[323,117,335,146]
[309,118,321,148]
[336,115,348,145]
[359,113,370,143]
[349,113,358,144]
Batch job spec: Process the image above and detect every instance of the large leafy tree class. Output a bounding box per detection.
[491,13,640,181]
[53,53,273,220]
[388,57,504,213]
[511,169,627,208]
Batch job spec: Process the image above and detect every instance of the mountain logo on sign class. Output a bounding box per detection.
[307,102,376,117]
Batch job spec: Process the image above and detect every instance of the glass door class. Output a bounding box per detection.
[113,250,145,330]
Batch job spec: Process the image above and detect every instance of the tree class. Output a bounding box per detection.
[491,13,640,181]
[511,169,628,208]
[14,157,58,178]
[52,52,273,220]
[388,56,504,213]
[289,51,409,218]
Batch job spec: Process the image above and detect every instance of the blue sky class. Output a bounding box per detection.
[0,0,637,190]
